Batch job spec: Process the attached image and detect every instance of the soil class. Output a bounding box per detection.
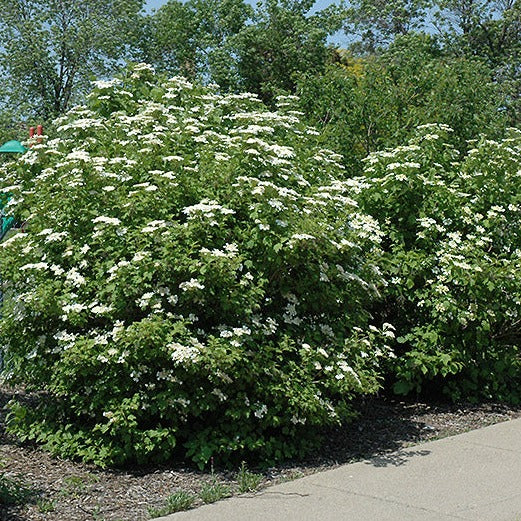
[2,385,521,521]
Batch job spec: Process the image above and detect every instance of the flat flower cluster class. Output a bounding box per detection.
[0,64,391,467]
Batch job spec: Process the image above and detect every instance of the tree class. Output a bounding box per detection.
[0,0,144,121]
[434,0,521,63]
[233,0,344,101]
[434,0,521,125]
[136,0,252,90]
[138,0,344,101]
[343,0,431,53]
[297,34,507,171]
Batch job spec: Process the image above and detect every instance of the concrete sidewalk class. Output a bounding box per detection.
[152,418,521,521]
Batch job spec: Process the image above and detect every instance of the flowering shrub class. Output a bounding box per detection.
[357,125,521,402]
[0,64,391,467]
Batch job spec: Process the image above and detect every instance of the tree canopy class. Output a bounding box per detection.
[0,0,143,121]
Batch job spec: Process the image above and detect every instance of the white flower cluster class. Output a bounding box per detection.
[179,278,205,291]
[92,216,121,226]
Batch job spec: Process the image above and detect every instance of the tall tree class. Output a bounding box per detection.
[136,0,252,90]
[434,0,521,64]
[0,0,144,121]
[233,0,344,101]
[140,0,343,101]
[343,0,431,52]
[434,0,521,124]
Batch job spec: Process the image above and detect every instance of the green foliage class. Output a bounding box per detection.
[199,479,231,503]
[356,124,521,402]
[139,0,343,102]
[136,0,252,90]
[37,498,57,513]
[232,0,344,102]
[0,0,143,120]
[298,34,508,172]
[148,490,196,517]
[0,64,391,468]
[236,462,263,493]
[344,0,430,52]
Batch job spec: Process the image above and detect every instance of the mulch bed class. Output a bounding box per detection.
[2,385,521,521]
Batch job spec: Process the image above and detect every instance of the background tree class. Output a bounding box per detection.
[342,0,431,52]
[139,0,344,101]
[0,0,144,121]
[232,0,344,101]
[297,34,507,171]
[136,0,252,89]
[434,0,521,125]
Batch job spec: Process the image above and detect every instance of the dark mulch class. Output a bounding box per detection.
[2,385,521,521]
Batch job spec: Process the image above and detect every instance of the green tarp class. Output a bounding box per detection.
[0,140,26,153]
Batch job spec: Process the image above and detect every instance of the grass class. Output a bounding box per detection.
[147,462,264,518]
[59,473,99,497]
[236,462,263,493]
[199,479,231,504]
[148,490,196,518]
[36,498,56,513]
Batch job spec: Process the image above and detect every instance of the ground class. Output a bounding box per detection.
[1,386,521,521]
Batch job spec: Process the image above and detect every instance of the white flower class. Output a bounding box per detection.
[90,304,113,315]
[182,200,235,218]
[137,292,154,308]
[92,216,121,226]
[20,262,49,271]
[93,79,120,89]
[179,278,205,291]
[141,220,167,233]
[132,251,148,262]
[291,233,315,240]
[50,264,65,276]
[212,388,227,401]
[66,150,91,162]
[65,268,86,286]
[45,231,68,242]
[0,185,21,192]
[254,404,267,418]
[62,303,87,314]
[54,330,78,343]
[168,341,199,364]
[224,243,239,254]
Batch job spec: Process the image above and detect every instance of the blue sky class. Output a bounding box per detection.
[144,0,350,45]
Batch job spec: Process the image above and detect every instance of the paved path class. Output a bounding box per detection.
[152,418,521,521]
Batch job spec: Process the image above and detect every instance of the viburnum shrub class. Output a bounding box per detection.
[0,64,392,467]
[357,124,521,402]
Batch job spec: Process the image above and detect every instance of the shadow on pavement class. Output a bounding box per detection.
[294,398,434,469]
[367,448,431,467]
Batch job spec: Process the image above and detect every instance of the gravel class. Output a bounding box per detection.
[2,385,521,521]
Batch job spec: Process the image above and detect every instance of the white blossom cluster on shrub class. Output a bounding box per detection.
[0,64,392,467]
[357,125,521,401]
